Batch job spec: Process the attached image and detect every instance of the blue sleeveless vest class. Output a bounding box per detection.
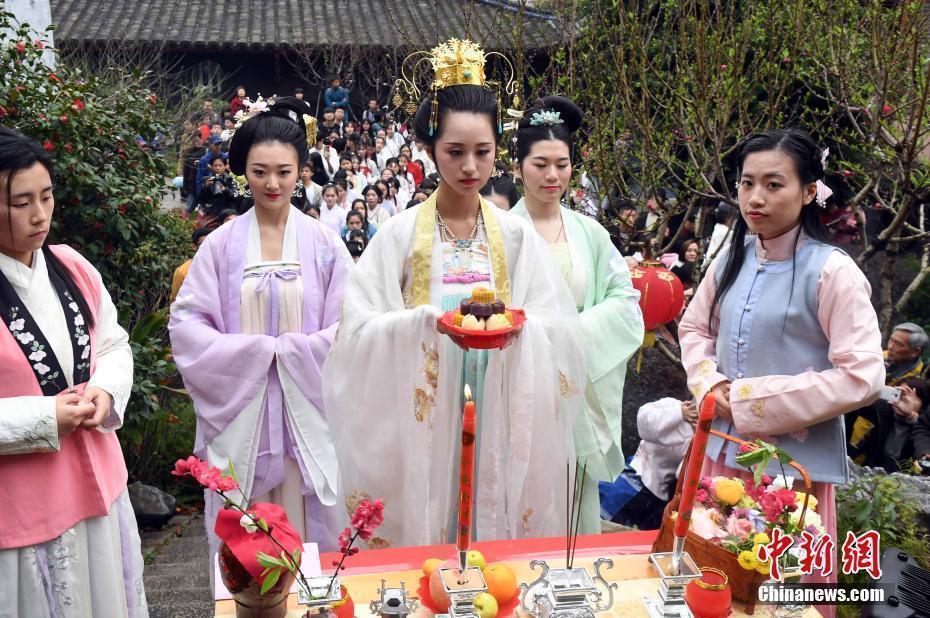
[706,235,849,484]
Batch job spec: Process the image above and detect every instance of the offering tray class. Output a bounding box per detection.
[439,309,525,349]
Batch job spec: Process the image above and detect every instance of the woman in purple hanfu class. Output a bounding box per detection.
[169,97,352,555]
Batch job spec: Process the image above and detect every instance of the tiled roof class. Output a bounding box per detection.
[49,0,560,50]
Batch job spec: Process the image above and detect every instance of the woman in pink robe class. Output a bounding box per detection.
[679,129,884,617]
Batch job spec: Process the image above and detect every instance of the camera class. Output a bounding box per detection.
[211,174,227,195]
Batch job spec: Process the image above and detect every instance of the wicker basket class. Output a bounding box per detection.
[651,430,811,615]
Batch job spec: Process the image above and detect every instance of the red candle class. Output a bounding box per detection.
[457,385,477,557]
[674,395,716,538]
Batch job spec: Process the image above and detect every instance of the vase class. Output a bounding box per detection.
[332,584,354,618]
[685,567,732,618]
[219,542,296,618]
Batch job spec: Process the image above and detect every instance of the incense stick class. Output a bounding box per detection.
[566,459,571,568]
[569,459,587,570]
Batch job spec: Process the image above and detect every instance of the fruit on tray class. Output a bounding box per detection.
[483,563,519,603]
[473,592,500,618]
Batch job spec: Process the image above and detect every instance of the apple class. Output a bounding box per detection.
[428,560,456,612]
[473,592,499,618]
[467,549,486,571]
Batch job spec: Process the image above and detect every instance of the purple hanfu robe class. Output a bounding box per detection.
[169,207,351,554]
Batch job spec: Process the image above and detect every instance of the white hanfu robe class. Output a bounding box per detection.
[324,193,585,548]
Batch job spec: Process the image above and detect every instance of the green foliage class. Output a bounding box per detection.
[1,13,197,489]
[0,13,194,326]
[836,474,929,618]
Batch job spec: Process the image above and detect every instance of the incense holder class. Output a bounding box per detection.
[369,578,419,618]
[296,575,345,615]
[643,552,702,618]
[518,559,616,618]
[438,566,488,618]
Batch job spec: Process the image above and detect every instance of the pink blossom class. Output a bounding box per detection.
[215,476,239,492]
[171,455,201,477]
[694,488,709,505]
[338,527,353,552]
[351,498,384,540]
[699,476,712,489]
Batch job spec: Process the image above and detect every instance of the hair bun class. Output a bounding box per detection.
[521,95,582,133]
[268,96,313,126]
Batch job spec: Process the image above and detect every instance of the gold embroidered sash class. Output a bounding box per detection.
[410,191,511,307]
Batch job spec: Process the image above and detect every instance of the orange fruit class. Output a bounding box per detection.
[482,563,518,603]
[422,558,443,580]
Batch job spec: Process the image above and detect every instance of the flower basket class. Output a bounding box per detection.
[651,430,812,615]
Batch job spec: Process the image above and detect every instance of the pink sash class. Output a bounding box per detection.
[0,245,127,549]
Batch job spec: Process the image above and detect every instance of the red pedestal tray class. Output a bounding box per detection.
[439,309,526,349]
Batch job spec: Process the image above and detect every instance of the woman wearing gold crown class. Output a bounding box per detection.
[324,40,585,547]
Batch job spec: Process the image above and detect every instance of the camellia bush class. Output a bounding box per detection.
[1,12,196,489]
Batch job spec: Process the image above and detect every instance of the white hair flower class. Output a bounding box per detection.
[529,110,564,127]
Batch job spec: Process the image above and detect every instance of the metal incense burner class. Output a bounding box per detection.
[643,550,702,618]
[438,565,488,618]
[369,578,419,618]
[297,575,345,616]
[518,559,616,618]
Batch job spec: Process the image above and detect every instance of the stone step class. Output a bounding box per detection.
[144,569,210,592]
[150,538,210,564]
[147,599,215,618]
[144,561,208,577]
[145,586,213,608]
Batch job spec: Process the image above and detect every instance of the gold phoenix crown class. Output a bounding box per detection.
[393,38,520,135]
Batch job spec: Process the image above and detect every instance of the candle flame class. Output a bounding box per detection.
[464,384,472,401]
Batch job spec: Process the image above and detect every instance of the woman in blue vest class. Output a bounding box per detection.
[679,129,883,613]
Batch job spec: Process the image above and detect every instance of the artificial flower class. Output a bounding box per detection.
[694,488,709,505]
[240,514,259,533]
[725,514,754,539]
[737,550,758,570]
[770,475,795,490]
[793,492,818,510]
[714,478,745,505]
[755,560,771,575]
[789,508,822,529]
[753,532,771,545]
[689,505,727,540]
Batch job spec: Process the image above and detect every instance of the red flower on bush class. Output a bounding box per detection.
[15,41,25,53]
[48,73,61,83]
[71,99,85,112]
[43,140,54,151]
[147,94,157,105]
[34,40,45,49]
[59,115,68,124]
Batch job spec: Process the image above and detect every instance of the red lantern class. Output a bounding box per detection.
[630,260,685,339]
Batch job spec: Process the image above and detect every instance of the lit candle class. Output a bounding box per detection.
[671,394,716,572]
[457,384,477,576]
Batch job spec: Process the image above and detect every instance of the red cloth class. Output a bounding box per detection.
[230,97,246,115]
[407,161,424,188]
[215,502,302,580]
[199,124,211,142]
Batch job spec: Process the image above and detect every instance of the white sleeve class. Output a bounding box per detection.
[0,395,59,455]
[85,268,133,432]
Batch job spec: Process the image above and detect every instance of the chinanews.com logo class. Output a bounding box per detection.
[756,529,887,606]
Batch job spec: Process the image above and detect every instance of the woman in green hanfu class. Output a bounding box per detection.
[511,96,645,534]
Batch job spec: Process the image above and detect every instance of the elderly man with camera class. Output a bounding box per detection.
[847,323,928,471]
